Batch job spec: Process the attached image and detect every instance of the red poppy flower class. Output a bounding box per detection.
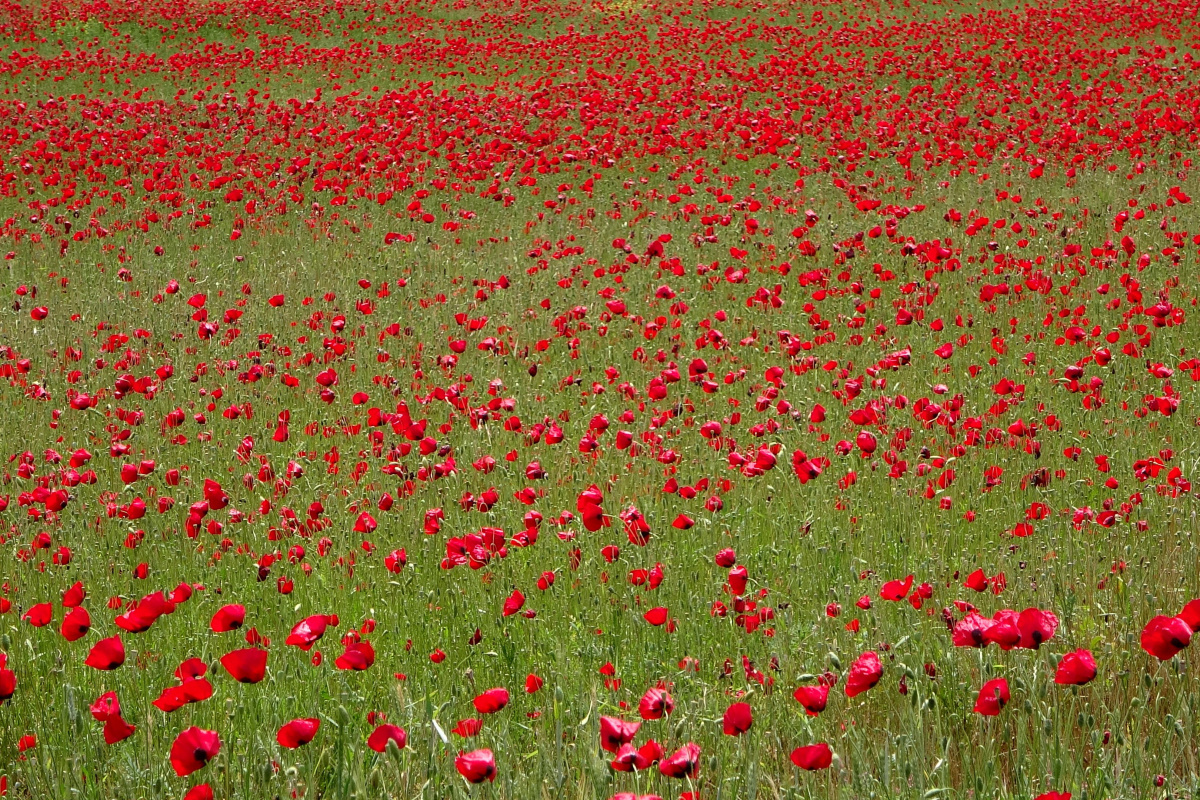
[367,724,407,752]
[983,611,1021,650]
[722,702,753,736]
[638,687,674,720]
[1016,608,1059,649]
[183,785,214,800]
[952,613,994,648]
[385,549,407,573]
[210,604,246,632]
[790,743,833,770]
[169,727,221,776]
[845,651,883,697]
[643,607,669,626]
[599,716,640,753]
[611,740,664,772]
[793,684,829,716]
[973,678,1010,716]
[472,687,510,714]
[220,648,267,683]
[658,742,700,779]
[524,674,544,694]
[502,589,525,617]
[22,602,52,627]
[90,691,120,721]
[963,569,989,592]
[1141,615,1192,660]
[455,749,497,783]
[277,718,320,748]
[334,640,375,671]
[451,718,483,737]
[103,715,137,745]
[880,575,913,601]
[62,581,86,608]
[84,636,125,670]
[286,614,332,650]
[1179,599,1200,632]
[1054,649,1097,685]
[0,660,15,704]
[60,606,91,642]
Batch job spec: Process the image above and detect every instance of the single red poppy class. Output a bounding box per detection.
[637,687,674,720]
[84,636,125,670]
[658,742,700,779]
[367,724,407,753]
[451,718,483,737]
[845,651,883,697]
[334,640,375,671]
[103,715,137,745]
[169,727,220,776]
[277,718,320,748]
[473,687,510,714]
[60,606,91,642]
[183,785,215,800]
[220,648,267,683]
[599,716,640,753]
[210,604,246,633]
[973,678,1010,716]
[793,684,829,716]
[790,743,833,770]
[22,602,53,628]
[286,614,332,650]
[1054,649,1097,685]
[722,702,753,736]
[455,749,497,783]
[1016,608,1059,649]
[1141,615,1191,660]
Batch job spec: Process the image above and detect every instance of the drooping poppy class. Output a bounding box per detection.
[472,687,509,714]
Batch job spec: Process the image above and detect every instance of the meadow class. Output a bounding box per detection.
[1,0,1200,797]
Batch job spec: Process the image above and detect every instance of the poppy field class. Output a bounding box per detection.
[2,0,1200,796]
